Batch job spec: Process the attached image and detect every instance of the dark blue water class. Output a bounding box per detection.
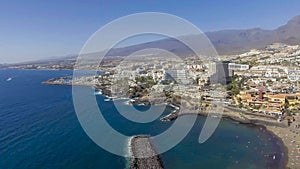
[0,69,285,169]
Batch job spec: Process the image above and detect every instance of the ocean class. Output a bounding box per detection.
[0,69,285,169]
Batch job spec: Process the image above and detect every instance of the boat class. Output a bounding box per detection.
[107,96,117,99]
[94,89,102,95]
[6,77,12,81]
[211,115,220,118]
[104,98,112,102]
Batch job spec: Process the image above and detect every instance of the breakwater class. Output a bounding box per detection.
[129,135,164,169]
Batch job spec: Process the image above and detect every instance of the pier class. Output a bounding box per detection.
[129,135,164,169]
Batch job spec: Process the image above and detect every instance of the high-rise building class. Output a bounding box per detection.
[209,61,232,85]
[162,69,189,84]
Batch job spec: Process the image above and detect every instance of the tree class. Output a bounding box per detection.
[226,76,240,96]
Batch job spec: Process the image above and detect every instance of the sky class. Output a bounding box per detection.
[1,0,300,63]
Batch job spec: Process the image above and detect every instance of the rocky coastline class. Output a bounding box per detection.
[129,135,164,169]
[43,79,299,169]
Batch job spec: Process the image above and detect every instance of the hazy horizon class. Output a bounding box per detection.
[1,0,300,63]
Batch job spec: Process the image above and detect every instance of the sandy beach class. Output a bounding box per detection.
[265,116,300,169]
[219,108,300,169]
[161,106,300,169]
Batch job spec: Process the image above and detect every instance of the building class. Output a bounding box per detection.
[265,94,286,106]
[228,63,249,71]
[162,69,189,84]
[288,70,300,81]
[209,61,232,85]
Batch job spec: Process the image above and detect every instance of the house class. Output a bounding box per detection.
[285,94,298,105]
[266,94,286,106]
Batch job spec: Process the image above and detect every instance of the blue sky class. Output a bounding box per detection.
[1,0,300,63]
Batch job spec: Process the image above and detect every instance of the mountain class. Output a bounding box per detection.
[206,28,274,54]
[209,15,300,54]
[107,15,300,56]
[3,15,300,68]
[273,15,300,44]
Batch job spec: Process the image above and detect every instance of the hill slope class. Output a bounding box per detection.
[108,15,300,56]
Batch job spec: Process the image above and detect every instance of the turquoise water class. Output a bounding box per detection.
[0,69,285,169]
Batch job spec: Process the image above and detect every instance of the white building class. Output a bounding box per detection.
[288,70,300,81]
[228,63,249,71]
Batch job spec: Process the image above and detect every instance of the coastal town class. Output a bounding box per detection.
[42,43,300,119]
[3,1,300,169]
[40,43,300,168]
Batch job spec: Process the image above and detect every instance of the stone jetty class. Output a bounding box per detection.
[129,135,164,169]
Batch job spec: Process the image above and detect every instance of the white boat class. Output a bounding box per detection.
[211,115,220,118]
[94,89,102,95]
[6,77,12,81]
[107,96,117,99]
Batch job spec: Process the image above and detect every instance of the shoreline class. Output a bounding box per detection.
[223,115,288,169]
[221,111,296,169]
[0,68,73,71]
[264,117,300,169]
[42,81,298,168]
[265,126,289,169]
[161,107,299,169]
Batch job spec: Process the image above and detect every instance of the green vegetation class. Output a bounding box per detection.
[226,76,242,96]
[135,76,157,88]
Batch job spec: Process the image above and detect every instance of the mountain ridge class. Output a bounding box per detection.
[104,15,300,56]
[3,15,300,66]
